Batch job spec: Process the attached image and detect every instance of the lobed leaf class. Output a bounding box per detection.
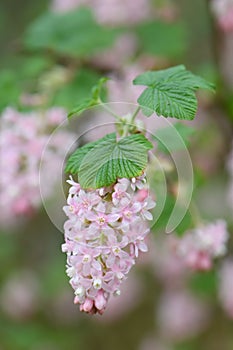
[133,65,215,120]
[65,133,153,189]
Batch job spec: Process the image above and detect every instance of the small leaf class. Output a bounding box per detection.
[153,123,195,153]
[133,65,215,120]
[67,98,98,118]
[91,77,109,101]
[67,77,108,118]
[65,133,153,189]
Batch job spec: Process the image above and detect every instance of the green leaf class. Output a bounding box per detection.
[136,21,187,59]
[65,139,101,174]
[0,70,21,111]
[67,98,98,118]
[91,77,109,101]
[67,77,108,118]
[133,65,215,120]
[65,133,153,189]
[24,9,118,58]
[153,122,195,153]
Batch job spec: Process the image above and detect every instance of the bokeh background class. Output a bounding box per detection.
[1,0,233,349]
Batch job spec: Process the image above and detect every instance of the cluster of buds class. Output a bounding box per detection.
[62,174,155,314]
[175,220,229,271]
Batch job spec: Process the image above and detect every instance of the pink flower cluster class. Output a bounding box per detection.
[62,175,155,314]
[211,0,233,32]
[175,220,229,271]
[0,107,73,228]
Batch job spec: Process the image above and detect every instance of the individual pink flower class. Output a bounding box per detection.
[71,245,102,276]
[112,178,131,206]
[140,197,156,220]
[62,174,155,314]
[104,235,130,268]
[130,231,149,258]
[87,202,120,225]
[131,174,146,191]
[117,200,142,232]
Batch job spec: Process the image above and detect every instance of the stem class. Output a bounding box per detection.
[131,106,141,122]
[122,106,141,137]
[98,99,121,120]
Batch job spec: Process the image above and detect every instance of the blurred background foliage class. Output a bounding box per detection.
[0,0,233,350]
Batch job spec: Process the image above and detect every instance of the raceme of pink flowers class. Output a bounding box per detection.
[62,175,155,314]
[0,107,73,227]
[175,220,229,271]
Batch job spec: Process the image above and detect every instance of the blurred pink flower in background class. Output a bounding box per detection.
[219,259,233,318]
[175,220,229,271]
[90,0,153,26]
[0,270,40,321]
[0,107,74,228]
[51,0,153,25]
[211,0,233,32]
[157,290,210,341]
[91,34,138,70]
